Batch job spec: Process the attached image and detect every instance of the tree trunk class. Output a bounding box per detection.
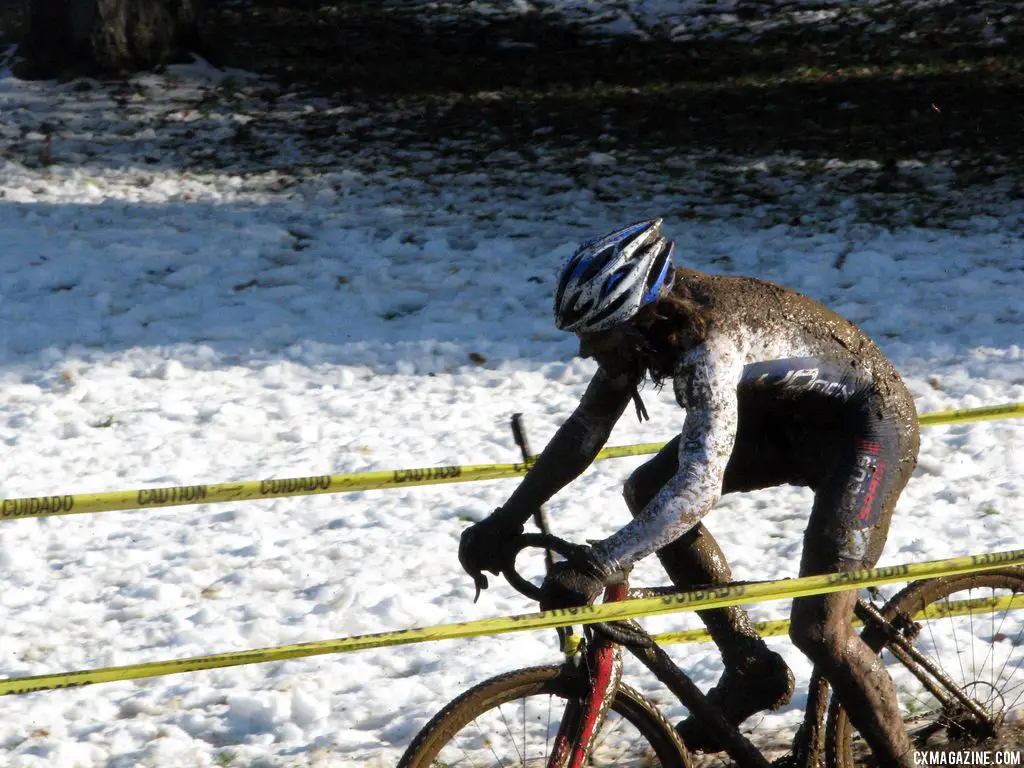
[20,0,205,77]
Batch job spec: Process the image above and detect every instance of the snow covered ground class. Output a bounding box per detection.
[0,18,1023,768]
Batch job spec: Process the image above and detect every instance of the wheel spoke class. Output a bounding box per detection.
[990,589,997,698]
[399,667,683,768]
[829,573,1024,767]
[590,711,659,763]
[990,603,1024,702]
[495,703,525,765]
[471,714,509,767]
[975,587,1011,694]
[1001,674,1024,715]
[968,592,977,688]
[941,594,969,690]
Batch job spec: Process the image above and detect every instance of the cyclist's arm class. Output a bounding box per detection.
[500,368,635,526]
[592,342,743,571]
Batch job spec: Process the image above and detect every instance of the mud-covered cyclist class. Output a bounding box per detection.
[459,219,920,766]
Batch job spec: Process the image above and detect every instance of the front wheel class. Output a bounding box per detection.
[399,664,691,767]
[825,569,1024,767]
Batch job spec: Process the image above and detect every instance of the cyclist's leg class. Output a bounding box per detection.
[788,416,920,766]
[624,435,761,662]
[624,433,794,749]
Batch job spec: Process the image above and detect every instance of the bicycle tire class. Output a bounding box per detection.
[825,568,1024,768]
[398,664,692,767]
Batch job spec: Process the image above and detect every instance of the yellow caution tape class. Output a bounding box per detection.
[0,465,522,520]
[1,401,1021,521]
[2,548,1021,696]
[654,592,1024,645]
[918,401,1024,427]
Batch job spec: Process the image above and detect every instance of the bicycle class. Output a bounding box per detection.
[399,533,1024,767]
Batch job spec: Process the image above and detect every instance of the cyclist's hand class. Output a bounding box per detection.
[458,510,524,601]
[539,546,611,611]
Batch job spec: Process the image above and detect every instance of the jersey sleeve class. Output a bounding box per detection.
[592,341,744,571]
[574,367,637,453]
[502,367,635,520]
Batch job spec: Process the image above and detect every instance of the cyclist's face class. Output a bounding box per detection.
[577,327,625,359]
[577,326,642,378]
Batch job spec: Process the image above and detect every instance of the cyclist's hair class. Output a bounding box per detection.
[631,271,711,385]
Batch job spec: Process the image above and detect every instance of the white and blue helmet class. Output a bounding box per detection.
[553,218,675,333]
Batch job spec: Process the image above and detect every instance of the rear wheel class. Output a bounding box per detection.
[825,569,1024,767]
[398,664,691,767]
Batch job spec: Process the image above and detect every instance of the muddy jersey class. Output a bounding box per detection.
[581,269,920,574]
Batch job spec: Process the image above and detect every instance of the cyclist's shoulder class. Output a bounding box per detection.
[684,270,884,363]
[687,271,835,326]
[675,268,792,306]
[667,280,881,393]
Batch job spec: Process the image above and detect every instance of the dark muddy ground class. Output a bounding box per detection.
[197,0,1024,163]
[3,0,1022,164]
[2,0,1023,231]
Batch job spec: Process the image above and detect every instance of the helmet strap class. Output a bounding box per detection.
[631,387,650,423]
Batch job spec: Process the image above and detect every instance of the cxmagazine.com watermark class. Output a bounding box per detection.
[914,752,1022,766]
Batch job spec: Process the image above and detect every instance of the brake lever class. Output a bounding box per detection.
[472,573,486,604]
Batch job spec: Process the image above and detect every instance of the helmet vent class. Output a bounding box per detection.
[552,218,674,333]
[577,245,616,283]
[586,290,633,328]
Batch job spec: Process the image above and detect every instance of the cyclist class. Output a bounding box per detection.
[459,219,920,765]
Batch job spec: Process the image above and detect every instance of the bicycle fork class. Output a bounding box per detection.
[547,584,627,768]
[550,580,772,768]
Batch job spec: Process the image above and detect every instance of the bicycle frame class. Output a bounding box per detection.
[499,533,1013,768]
[557,578,773,768]
[552,584,1006,768]
[547,582,627,768]
[855,599,1000,737]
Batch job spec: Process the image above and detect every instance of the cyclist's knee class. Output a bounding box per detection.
[623,438,680,517]
[789,614,820,658]
[622,469,652,517]
[789,600,848,662]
